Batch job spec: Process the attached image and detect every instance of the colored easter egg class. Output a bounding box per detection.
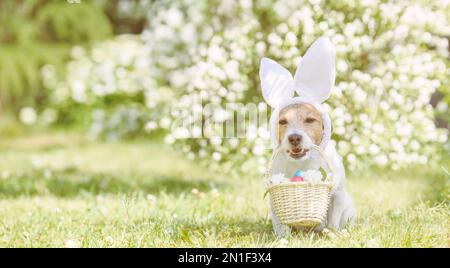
[290,176,304,182]
[293,170,303,177]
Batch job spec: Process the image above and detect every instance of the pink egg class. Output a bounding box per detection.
[290,176,304,182]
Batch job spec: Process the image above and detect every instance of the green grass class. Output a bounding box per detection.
[0,133,448,247]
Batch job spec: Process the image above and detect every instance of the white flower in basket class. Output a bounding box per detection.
[302,170,323,183]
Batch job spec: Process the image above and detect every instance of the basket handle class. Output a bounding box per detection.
[310,144,336,187]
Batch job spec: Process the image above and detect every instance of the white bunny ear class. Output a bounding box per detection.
[259,57,295,108]
[294,37,336,103]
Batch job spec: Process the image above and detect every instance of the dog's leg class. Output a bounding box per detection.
[326,195,340,230]
[327,190,355,230]
[339,196,356,228]
[270,199,290,238]
[326,190,345,230]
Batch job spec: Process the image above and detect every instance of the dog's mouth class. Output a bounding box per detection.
[287,147,309,159]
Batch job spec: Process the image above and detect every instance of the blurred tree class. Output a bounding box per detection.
[97,0,151,34]
[0,0,112,112]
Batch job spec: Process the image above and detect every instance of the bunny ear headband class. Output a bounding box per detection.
[259,37,336,150]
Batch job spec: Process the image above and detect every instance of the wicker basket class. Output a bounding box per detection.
[266,144,336,228]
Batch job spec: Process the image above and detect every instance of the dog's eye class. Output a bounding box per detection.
[305,117,316,123]
[279,119,287,125]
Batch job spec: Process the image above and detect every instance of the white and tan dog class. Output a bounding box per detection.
[260,37,355,237]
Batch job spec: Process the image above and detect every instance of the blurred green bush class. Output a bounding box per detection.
[0,0,113,112]
[23,0,450,174]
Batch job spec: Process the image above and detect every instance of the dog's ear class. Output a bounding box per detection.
[259,57,295,108]
[294,37,335,103]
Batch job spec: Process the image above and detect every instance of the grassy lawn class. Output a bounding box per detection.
[0,133,448,247]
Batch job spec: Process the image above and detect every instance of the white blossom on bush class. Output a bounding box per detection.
[19,107,37,125]
[42,35,171,139]
[142,0,449,173]
[43,0,449,175]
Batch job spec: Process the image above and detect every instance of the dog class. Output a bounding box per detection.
[260,37,355,237]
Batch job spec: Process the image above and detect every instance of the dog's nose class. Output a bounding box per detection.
[288,134,302,146]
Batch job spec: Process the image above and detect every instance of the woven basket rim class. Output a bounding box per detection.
[267,181,333,192]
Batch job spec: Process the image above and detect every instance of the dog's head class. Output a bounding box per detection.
[277,102,324,161]
[259,37,335,161]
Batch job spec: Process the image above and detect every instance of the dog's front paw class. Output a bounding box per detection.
[319,228,331,236]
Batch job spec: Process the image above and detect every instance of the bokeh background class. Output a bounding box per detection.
[1,0,449,172]
[0,0,449,247]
